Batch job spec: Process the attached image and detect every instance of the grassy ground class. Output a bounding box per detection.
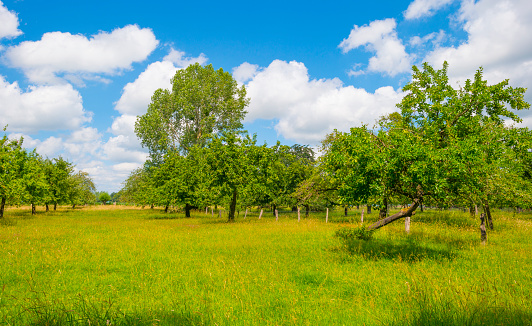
[0,205,531,325]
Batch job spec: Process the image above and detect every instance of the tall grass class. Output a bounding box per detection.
[0,206,531,325]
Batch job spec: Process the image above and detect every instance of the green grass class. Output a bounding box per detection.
[0,205,531,325]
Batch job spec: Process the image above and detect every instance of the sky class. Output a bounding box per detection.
[1,0,532,193]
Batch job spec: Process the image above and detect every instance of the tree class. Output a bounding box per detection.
[0,131,26,218]
[322,62,531,231]
[205,133,262,221]
[135,63,249,161]
[21,151,49,215]
[67,171,96,208]
[153,147,213,216]
[98,192,111,205]
[43,157,73,211]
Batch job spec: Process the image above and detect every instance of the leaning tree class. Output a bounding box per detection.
[322,61,531,230]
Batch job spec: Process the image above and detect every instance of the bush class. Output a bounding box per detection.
[334,226,374,241]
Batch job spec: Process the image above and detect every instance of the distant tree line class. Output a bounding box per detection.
[0,128,96,217]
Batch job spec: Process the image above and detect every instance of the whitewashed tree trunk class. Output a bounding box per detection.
[244,208,248,219]
[259,209,263,219]
[405,216,410,233]
[275,209,278,221]
[326,208,329,223]
[297,207,301,222]
[361,208,364,223]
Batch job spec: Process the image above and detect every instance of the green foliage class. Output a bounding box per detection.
[335,226,374,241]
[321,62,532,229]
[135,63,249,161]
[98,192,111,204]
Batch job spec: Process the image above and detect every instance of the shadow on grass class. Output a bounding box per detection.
[339,237,459,263]
[391,300,532,326]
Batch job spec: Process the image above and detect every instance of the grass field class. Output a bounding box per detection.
[0,205,531,325]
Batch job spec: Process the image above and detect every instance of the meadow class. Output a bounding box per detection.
[0,205,531,325]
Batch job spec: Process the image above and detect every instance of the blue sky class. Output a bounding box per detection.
[1,0,532,193]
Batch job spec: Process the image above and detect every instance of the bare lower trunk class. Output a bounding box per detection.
[185,203,191,217]
[483,201,493,230]
[228,189,237,221]
[72,204,76,209]
[344,206,348,216]
[0,196,5,218]
[368,198,421,230]
[379,198,387,218]
[305,204,310,217]
[366,205,371,214]
[31,203,36,215]
[480,213,487,244]
[54,203,57,211]
[165,205,169,213]
[46,204,49,212]
[272,204,277,216]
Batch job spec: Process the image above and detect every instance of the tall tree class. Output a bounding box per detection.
[135,63,249,161]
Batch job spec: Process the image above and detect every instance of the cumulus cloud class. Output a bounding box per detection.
[421,0,532,125]
[0,1,22,40]
[232,62,259,84]
[339,18,412,76]
[0,75,91,133]
[241,60,404,144]
[3,25,158,84]
[404,0,456,20]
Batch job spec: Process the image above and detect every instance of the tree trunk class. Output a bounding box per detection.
[46,204,49,212]
[305,204,310,217]
[185,203,191,217]
[72,204,76,209]
[480,213,487,244]
[367,198,421,231]
[379,198,387,218]
[291,206,297,212]
[150,203,154,209]
[272,204,277,216]
[366,205,371,214]
[344,206,348,216]
[165,205,169,213]
[31,203,36,215]
[54,203,57,211]
[0,196,5,218]
[228,189,237,221]
[483,201,493,230]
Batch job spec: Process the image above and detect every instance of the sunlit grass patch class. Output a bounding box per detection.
[0,206,531,325]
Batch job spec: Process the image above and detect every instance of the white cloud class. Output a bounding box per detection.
[243,60,404,144]
[0,1,22,40]
[232,62,259,84]
[0,75,91,133]
[404,0,456,20]
[409,30,446,47]
[114,61,177,116]
[339,18,412,76]
[163,48,208,67]
[422,0,532,125]
[3,25,158,84]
